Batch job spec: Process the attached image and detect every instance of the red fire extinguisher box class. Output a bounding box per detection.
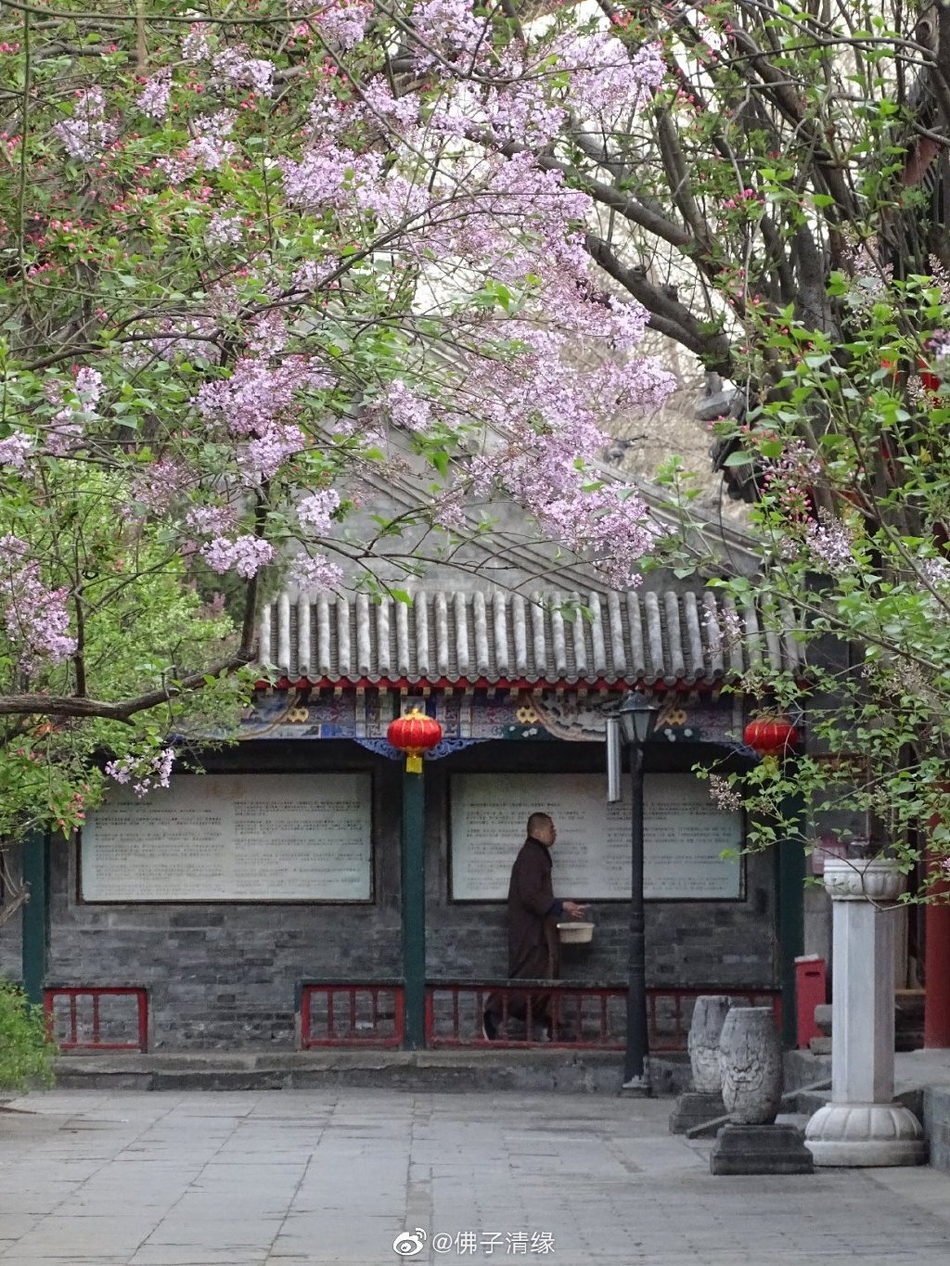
[795,955,828,1049]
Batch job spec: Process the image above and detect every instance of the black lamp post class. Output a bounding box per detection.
[617,689,659,1093]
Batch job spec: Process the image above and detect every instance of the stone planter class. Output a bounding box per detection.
[822,856,905,903]
[688,995,732,1094]
[719,1007,782,1125]
[804,858,925,1167]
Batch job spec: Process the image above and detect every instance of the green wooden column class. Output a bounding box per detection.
[776,793,806,1049]
[401,769,427,1049]
[21,830,50,1006]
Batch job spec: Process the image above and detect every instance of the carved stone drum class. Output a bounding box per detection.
[719,1007,782,1125]
[688,995,733,1094]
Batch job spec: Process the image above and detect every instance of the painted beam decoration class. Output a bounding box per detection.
[450,772,743,901]
[239,689,744,747]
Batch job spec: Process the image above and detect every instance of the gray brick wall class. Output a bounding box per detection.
[32,737,777,1049]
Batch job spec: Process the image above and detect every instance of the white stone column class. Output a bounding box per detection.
[804,859,925,1166]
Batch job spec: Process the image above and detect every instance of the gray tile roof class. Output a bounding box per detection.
[258,589,802,688]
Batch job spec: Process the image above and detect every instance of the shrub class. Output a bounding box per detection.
[0,978,55,1094]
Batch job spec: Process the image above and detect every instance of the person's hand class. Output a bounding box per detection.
[562,901,587,919]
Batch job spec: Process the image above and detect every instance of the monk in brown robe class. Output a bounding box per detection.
[482,813,585,1041]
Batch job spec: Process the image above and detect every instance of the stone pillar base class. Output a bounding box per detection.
[710,1123,814,1175]
[669,1091,725,1134]
[805,1102,926,1167]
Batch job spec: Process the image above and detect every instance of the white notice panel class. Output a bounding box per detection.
[81,773,373,902]
[451,773,742,900]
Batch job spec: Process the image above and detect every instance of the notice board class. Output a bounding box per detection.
[450,772,742,900]
[81,772,373,902]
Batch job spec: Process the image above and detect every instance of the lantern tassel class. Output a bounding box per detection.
[406,753,423,774]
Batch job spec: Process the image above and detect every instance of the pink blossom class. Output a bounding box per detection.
[201,535,275,578]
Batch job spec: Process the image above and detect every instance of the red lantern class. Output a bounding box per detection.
[744,714,799,759]
[387,707,443,774]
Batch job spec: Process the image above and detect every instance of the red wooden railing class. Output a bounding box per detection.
[44,987,148,1052]
[300,982,405,1048]
[426,982,781,1051]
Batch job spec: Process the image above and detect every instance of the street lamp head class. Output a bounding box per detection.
[618,689,660,747]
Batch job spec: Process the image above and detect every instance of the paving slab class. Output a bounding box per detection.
[1,1089,950,1264]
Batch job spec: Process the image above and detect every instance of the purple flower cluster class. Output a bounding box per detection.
[288,552,344,592]
[804,516,854,575]
[201,535,276,579]
[386,380,432,433]
[53,88,115,162]
[206,210,243,247]
[297,489,341,535]
[0,536,77,671]
[0,430,32,469]
[309,0,370,50]
[182,25,212,62]
[158,111,236,183]
[137,69,172,121]
[105,747,177,798]
[195,357,332,438]
[212,46,275,98]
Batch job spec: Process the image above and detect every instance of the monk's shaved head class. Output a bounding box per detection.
[527,812,554,841]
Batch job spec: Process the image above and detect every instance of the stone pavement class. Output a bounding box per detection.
[2,1089,950,1266]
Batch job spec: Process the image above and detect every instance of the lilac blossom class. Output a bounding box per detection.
[288,552,344,592]
[201,535,275,578]
[386,380,432,433]
[239,423,307,481]
[125,460,191,517]
[75,366,103,406]
[212,46,275,98]
[411,0,490,70]
[804,516,854,575]
[312,0,371,51]
[184,505,241,537]
[45,417,84,456]
[293,258,336,291]
[0,537,77,670]
[0,431,32,468]
[182,25,212,62]
[158,111,236,182]
[923,557,950,588]
[206,210,242,246]
[137,69,172,121]
[248,312,289,357]
[298,489,341,535]
[709,775,743,812]
[53,88,115,162]
[105,748,177,798]
[195,357,332,438]
[563,34,665,117]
